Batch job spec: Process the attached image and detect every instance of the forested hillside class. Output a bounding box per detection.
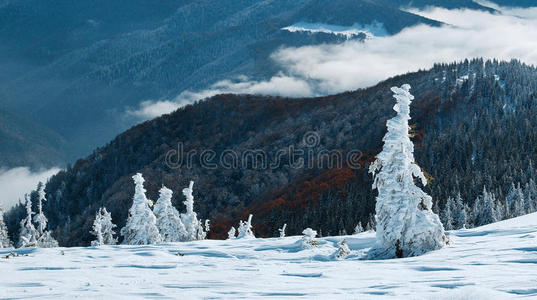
[6,59,537,246]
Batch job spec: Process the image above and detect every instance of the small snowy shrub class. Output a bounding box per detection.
[227,227,236,239]
[333,240,351,260]
[237,214,255,239]
[279,224,287,238]
[301,228,318,249]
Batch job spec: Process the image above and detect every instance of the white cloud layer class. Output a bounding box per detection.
[0,167,61,210]
[130,5,537,119]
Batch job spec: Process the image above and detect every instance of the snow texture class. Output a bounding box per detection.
[369,84,447,259]
[2,213,537,299]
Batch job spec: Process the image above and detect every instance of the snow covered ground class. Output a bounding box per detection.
[1,213,537,299]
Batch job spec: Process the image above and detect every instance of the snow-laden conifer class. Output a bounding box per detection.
[441,197,455,231]
[353,222,364,234]
[279,224,287,238]
[227,227,236,239]
[369,84,447,259]
[18,194,38,248]
[180,181,208,241]
[33,183,58,248]
[154,186,187,242]
[0,203,12,248]
[237,214,255,239]
[473,187,499,227]
[121,173,162,245]
[91,207,117,246]
[453,193,468,229]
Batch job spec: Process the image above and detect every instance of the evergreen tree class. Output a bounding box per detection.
[0,204,12,248]
[154,186,187,242]
[353,222,364,234]
[524,179,537,213]
[473,187,498,227]
[34,183,58,248]
[180,181,207,241]
[91,207,117,246]
[237,214,255,239]
[121,173,162,245]
[368,84,447,258]
[441,197,455,231]
[453,193,468,229]
[100,207,117,245]
[227,227,236,239]
[279,223,287,238]
[18,194,38,248]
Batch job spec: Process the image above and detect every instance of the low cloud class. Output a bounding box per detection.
[0,167,61,210]
[130,5,537,119]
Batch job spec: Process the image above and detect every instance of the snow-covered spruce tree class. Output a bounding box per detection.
[0,203,12,248]
[353,222,364,235]
[154,186,187,242]
[453,193,468,229]
[34,183,58,248]
[121,173,162,245]
[91,213,104,247]
[100,207,117,245]
[227,227,236,239]
[279,224,287,238]
[368,84,447,259]
[180,181,208,241]
[301,228,318,249]
[524,179,537,213]
[237,214,255,239]
[441,197,455,231]
[91,207,117,246]
[196,220,207,240]
[473,187,499,227]
[18,194,38,248]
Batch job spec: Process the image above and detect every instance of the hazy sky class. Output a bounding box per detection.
[0,167,60,210]
[130,5,537,119]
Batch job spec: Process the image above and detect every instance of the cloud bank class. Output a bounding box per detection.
[0,167,61,210]
[130,6,537,119]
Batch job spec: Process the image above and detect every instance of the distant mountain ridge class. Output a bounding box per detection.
[1,0,497,168]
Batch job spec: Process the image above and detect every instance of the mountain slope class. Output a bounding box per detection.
[6,59,537,246]
[0,108,66,169]
[2,213,537,298]
[0,0,443,165]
